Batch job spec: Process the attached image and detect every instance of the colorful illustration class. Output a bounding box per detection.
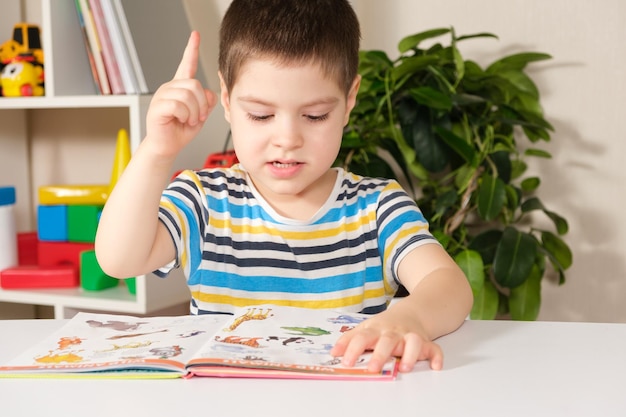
[328,314,366,324]
[224,307,273,332]
[86,319,148,331]
[57,336,84,350]
[214,335,265,348]
[149,345,184,359]
[1,307,398,380]
[35,351,84,364]
[280,326,330,336]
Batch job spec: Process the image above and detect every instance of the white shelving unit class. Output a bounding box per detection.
[0,0,192,318]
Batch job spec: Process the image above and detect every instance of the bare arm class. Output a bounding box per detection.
[331,243,473,373]
[95,31,217,278]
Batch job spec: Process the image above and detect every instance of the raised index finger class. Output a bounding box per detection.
[174,31,200,80]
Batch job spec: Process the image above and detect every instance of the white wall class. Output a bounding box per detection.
[16,0,626,322]
[353,0,626,323]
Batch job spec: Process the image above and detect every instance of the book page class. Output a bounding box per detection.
[188,305,398,378]
[1,312,225,375]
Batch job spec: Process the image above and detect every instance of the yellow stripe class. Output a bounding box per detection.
[191,288,385,310]
[208,211,376,240]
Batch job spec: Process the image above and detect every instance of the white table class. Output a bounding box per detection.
[1,318,625,416]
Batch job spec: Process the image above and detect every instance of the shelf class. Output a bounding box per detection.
[0,95,151,110]
[0,0,193,319]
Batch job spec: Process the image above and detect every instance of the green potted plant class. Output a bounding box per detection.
[339,27,572,320]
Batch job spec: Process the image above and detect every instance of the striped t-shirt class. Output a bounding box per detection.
[156,165,437,315]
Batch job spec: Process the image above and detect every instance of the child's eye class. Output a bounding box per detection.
[247,113,273,122]
[306,113,329,122]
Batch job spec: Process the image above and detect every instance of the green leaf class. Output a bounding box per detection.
[521,177,540,192]
[456,32,499,42]
[408,87,453,110]
[541,231,573,271]
[434,127,476,165]
[477,174,506,221]
[398,102,449,173]
[509,263,542,320]
[392,55,440,80]
[521,198,569,235]
[398,28,451,53]
[486,52,552,73]
[524,148,552,158]
[469,229,503,265]
[470,280,499,320]
[493,227,538,288]
[455,249,485,297]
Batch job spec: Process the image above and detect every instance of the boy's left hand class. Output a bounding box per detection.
[330,308,443,373]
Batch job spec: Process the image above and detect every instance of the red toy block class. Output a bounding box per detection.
[17,231,38,266]
[0,265,78,289]
[37,241,95,272]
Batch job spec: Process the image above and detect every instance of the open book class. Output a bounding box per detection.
[0,305,398,380]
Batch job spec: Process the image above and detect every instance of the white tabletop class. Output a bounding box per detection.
[1,318,625,416]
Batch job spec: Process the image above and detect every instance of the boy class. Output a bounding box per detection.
[95,0,473,374]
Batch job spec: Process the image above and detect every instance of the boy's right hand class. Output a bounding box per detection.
[145,31,217,159]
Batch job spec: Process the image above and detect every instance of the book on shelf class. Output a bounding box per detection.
[98,0,140,94]
[0,305,399,380]
[110,0,149,94]
[88,0,125,95]
[75,0,111,95]
[113,0,208,93]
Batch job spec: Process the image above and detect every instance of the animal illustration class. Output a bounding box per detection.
[149,345,184,359]
[101,341,154,352]
[85,319,148,332]
[35,351,84,364]
[297,343,334,355]
[224,308,273,332]
[177,330,206,338]
[214,335,265,348]
[327,315,366,325]
[339,325,355,333]
[57,336,84,350]
[280,326,331,336]
[267,336,314,346]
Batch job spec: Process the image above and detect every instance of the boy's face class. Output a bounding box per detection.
[219,58,360,208]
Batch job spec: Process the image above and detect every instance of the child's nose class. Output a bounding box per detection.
[272,120,304,149]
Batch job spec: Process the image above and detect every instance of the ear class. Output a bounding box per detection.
[344,75,361,125]
[218,71,231,123]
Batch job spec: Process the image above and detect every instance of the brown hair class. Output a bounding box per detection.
[219,0,361,95]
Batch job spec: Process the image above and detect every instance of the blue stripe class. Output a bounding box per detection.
[188,267,383,293]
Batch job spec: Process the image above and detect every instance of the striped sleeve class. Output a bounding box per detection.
[375,180,439,286]
[156,169,209,278]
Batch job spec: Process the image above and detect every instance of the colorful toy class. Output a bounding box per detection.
[0,129,137,292]
[109,129,131,193]
[0,265,76,289]
[0,23,44,97]
[1,54,45,96]
[0,23,44,67]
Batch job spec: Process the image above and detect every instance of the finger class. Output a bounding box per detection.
[400,337,443,372]
[368,333,404,373]
[174,31,200,80]
[340,331,378,367]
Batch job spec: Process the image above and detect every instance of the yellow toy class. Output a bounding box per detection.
[0,23,44,97]
[1,55,44,96]
[0,23,44,68]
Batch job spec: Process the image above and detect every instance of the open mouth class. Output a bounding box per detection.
[271,161,301,168]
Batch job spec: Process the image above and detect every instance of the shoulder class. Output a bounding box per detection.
[339,169,410,200]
